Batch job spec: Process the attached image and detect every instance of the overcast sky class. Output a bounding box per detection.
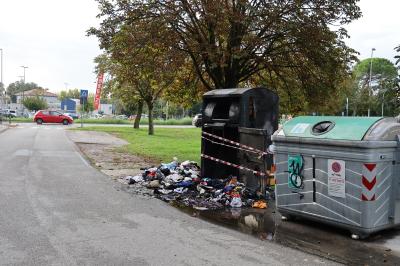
[0,0,399,93]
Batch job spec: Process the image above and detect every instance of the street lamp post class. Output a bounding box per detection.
[367,48,376,117]
[381,90,387,117]
[20,66,28,83]
[20,66,28,114]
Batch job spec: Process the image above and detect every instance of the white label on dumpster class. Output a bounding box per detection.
[290,123,310,134]
[328,159,346,198]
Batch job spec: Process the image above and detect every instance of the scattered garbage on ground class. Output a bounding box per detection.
[121,158,274,211]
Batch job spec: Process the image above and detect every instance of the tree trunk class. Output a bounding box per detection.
[133,100,143,129]
[147,101,154,135]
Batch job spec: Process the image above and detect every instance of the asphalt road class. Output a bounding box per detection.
[0,125,337,265]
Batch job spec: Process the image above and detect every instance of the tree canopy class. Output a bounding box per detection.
[22,97,48,111]
[58,89,81,101]
[90,0,360,87]
[0,82,4,96]
[394,45,400,116]
[7,81,39,103]
[89,0,362,116]
[91,11,191,134]
[351,58,398,116]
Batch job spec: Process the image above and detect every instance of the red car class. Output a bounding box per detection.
[34,110,74,125]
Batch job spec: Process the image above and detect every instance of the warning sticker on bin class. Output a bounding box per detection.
[328,159,345,198]
[290,123,310,134]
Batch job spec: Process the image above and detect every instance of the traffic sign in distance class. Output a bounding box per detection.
[80,90,88,99]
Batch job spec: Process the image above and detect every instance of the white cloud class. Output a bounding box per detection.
[345,0,400,63]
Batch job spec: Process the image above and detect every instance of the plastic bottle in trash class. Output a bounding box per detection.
[230,192,243,208]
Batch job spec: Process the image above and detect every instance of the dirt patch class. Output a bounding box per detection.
[68,130,156,179]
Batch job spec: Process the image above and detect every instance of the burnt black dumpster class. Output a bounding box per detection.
[201,87,279,190]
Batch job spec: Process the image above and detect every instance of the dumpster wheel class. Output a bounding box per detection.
[281,213,295,221]
[351,232,369,240]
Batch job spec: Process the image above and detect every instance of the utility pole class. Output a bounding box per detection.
[381,90,386,117]
[21,66,28,83]
[20,66,28,114]
[367,48,376,117]
[166,101,169,120]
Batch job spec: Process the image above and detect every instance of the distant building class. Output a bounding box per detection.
[16,88,60,109]
[98,104,113,115]
[61,98,79,112]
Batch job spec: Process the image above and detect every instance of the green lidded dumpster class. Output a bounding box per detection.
[272,116,400,238]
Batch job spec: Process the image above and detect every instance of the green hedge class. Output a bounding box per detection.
[10,116,193,125]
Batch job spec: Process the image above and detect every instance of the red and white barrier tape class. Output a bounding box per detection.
[201,136,262,157]
[202,131,272,155]
[201,154,267,176]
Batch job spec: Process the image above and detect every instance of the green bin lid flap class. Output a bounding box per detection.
[282,116,383,140]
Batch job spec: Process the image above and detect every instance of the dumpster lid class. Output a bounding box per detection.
[203,87,277,98]
[281,116,384,141]
[203,87,253,97]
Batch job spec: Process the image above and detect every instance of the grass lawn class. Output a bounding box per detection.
[75,126,201,163]
[74,117,193,125]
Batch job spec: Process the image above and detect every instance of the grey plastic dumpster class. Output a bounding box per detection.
[272,116,400,238]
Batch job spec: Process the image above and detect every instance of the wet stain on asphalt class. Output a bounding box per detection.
[171,200,400,265]
[117,181,400,265]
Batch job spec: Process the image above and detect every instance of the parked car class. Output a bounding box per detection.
[0,110,18,118]
[63,112,79,119]
[192,114,202,127]
[34,110,74,125]
[8,110,18,117]
[27,111,36,118]
[116,114,128,120]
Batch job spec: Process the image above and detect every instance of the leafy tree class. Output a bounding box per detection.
[89,0,361,92]
[78,93,95,113]
[22,97,48,111]
[162,60,205,107]
[0,82,5,104]
[7,81,39,103]
[351,58,397,116]
[58,89,81,101]
[91,17,186,135]
[0,82,4,95]
[94,54,144,129]
[394,45,400,116]
[248,62,354,115]
[88,0,363,117]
